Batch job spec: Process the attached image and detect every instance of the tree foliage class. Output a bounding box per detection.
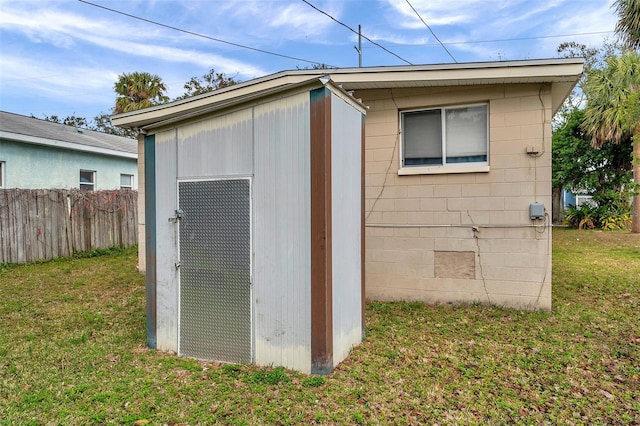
[40,113,137,139]
[555,40,621,115]
[581,50,640,231]
[174,69,239,100]
[296,63,335,70]
[553,108,634,205]
[113,72,169,114]
[92,113,138,138]
[553,107,634,229]
[39,114,89,129]
[582,51,640,145]
[614,0,640,50]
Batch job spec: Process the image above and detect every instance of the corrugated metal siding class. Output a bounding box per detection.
[330,92,363,364]
[253,92,312,373]
[177,109,253,179]
[153,129,179,352]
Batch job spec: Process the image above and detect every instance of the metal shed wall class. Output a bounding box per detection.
[253,92,312,373]
[177,109,253,179]
[153,129,179,352]
[330,92,364,364]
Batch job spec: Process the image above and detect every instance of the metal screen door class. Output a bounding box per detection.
[178,179,251,362]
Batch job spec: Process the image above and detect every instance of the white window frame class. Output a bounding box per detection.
[0,161,5,188]
[120,173,134,190]
[399,103,490,175]
[80,170,96,191]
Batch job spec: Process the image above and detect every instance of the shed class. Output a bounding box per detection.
[114,77,366,374]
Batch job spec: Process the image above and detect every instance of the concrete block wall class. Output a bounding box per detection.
[359,84,553,310]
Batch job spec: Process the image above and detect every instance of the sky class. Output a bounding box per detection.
[0,0,619,122]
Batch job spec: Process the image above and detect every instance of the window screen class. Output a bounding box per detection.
[403,109,442,166]
[445,105,488,164]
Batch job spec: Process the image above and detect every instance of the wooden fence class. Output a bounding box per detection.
[0,189,137,264]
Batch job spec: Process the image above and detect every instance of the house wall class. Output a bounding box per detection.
[358,84,552,310]
[0,139,137,190]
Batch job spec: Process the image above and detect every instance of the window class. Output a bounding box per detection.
[0,162,4,188]
[575,195,595,208]
[80,170,95,191]
[120,174,133,190]
[400,103,488,174]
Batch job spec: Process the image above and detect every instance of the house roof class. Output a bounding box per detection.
[112,58,584,130]
[0,111,137,159]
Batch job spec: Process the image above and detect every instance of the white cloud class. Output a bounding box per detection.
[1,54,110,88]
[376,0,617,62]
[164,0,344,44]
[0,0,623,117]
[386,0,492,28]
[0,2,267,77]
[0,53,118,110]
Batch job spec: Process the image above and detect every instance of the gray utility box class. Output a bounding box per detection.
[530,202,545,220]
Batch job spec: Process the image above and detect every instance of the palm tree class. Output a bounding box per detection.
[113,72,169,114]
[614,0,640,50]
[582,51,640,232]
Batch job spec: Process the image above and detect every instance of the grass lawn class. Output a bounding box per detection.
[1,229,639,425]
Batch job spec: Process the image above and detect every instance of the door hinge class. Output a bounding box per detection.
[168,209,183,223]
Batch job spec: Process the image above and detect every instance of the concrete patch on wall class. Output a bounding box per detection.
[434,251,475,279]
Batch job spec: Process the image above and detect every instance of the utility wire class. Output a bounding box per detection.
[424,30,614,46]
[77,0,335,68]
[405,0,457,63]
[300,0,413,65]
[72,0,614,68]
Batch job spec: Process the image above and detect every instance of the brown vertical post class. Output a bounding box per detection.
[310,86,333,374]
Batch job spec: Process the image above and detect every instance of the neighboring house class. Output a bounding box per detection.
[563,190,595,210]
[114,58,583,314]
[0,111,137,190]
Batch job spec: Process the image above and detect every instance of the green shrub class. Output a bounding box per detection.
[564,202,632,230]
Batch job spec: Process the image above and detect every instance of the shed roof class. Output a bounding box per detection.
[0,111,137,159]
[112,58,584,130]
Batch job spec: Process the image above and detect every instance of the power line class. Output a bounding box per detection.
[77,0,334,68]
[404,0,457,63]
[431,30,615,46]
[361,30,615,50]
[300,0,413,65]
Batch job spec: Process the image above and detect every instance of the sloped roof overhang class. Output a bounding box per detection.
[112,58,583,130]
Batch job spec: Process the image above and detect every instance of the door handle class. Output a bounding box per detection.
[168,209,183,223]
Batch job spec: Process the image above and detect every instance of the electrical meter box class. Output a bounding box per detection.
[529,202,545,220]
